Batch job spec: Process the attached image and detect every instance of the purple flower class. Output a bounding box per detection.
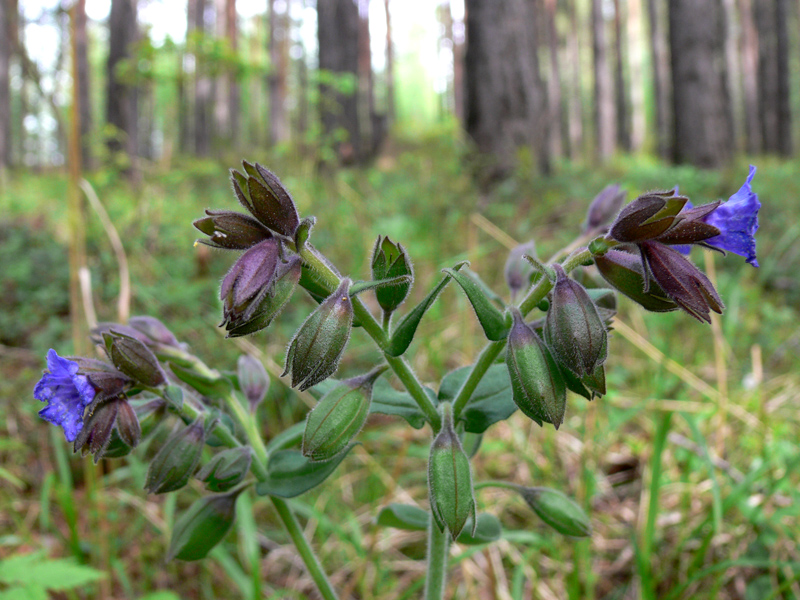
[703,166,760,267]
[34,350,96,442]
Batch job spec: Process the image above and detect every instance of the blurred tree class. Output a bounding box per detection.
[384,0,395,123]
[0,0,10,171]
[565,0,583,159]
[73,0,92,168]
[215,0,239,148]
[268,0,289,144]
[358,0,384,156]
[612,0,629,151]
[188,0,211,156]
[592,0,615,159]
[627,0,645,151]
[669,0,732,167]
[646,0,670,159]
[107,0,138,167]
[755,0,792,155]
[318,0,361,163]
[543,0,563,158]
[739,0,761,154]
[464,0,548,179]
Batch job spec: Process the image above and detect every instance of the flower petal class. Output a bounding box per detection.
[703,166,760,267]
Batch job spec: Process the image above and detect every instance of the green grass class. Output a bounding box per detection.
[1,137,799,599]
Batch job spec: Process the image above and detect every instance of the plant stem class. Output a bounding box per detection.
[270,496,340,600]
[424,513,450,600]
[473,480,521,492]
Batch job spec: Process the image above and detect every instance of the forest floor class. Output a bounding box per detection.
[1,137,799,599]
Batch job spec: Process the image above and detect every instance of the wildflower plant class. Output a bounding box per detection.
[33,163,761,599]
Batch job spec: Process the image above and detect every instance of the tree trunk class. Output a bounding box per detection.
[464,0,548,179]
[106,0,138,166]
[189,0,211,156]
[627,0,645,151]
[384,0,395,123]
[755,0,792,155]
[739,0,761,153]
[612,0,629,151]
[669,0,732,167]
[721,0,741,150]
[566,0,583,159]
[318,0,361,164]
[74,0,92,168]
[646,0,670,159]
[0,0,11,169]
[592,0,615,158]
[775,0,791,155]
[358,0,378,154]
[544,0,563,158]
[268,0,290,144]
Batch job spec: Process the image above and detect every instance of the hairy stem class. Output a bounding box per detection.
[424,513,450,600]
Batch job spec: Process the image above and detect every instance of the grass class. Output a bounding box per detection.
[1,135,799,599]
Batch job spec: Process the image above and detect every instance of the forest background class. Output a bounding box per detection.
[0,0,799,598]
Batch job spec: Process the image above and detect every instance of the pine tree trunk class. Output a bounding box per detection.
[544,0,563,158]
[739,0,761,153]
[384,0,395,123]
[669,0,732,167]
[721,0,741,150]
[268,0,290,144]
[107,0,138,165]
[190,0,211,156]
[775,0,791,155]
[612,0,629,151]
[592,0,616,158]
[0,0,11,169]
[318,0,361,164]
[646,0,670,159]
[74,0,92,168]
[627,0,646,151]
[566,0,583,159]
[464,0,548,179]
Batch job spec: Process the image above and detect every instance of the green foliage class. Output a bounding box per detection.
[0,552,105,598]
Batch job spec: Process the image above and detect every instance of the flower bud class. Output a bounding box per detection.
[518,487,591,537]
[283,278,353,391]
[231,162,300,237]
[73,398,123,460]
[167,488,243,561]
[594,249,678,313]
[544,265,608,376]
[102,331,166,387]
[506,308,567,428]
[302,366,386,462]
[224,255,302,337]
[145,417,206,494]
[371,236,413,313]
[196,447,252,492]
[504,241,537,300]
[609,189,688,243]
[428,403,476,540]
[193,209,273,250]
[127,316,182,349]
[584,184,626,231]
[219,238,282,326]
[237,354,270,411]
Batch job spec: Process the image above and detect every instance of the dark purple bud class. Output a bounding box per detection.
[585,184,626,231]
[237,354,270,411]
[371,236,414,314]
[640,242,724,323]
[544,265,608,377]
[594,249,678,313]
[116,399,142,448]
[73,398,121,460]
[233,162,300,237]
[654,201,721,246]
[283,278,353,391]
[193,209,273,250]
[220,238,282,325]
[504,241,537,300]
[609,190,688,243]
[224,255,302,337]
[145,418,206,494]
[127,316,182,348]
[102,331,167,387]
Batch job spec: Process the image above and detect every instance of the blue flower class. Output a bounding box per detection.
[703,166,760,267]
[34,349,96,442]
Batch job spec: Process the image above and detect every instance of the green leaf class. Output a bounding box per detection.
[457,513,502,545]
[369,379,435,429]
[168,363,233,399]
[349,275,413,296]
[0,552,105,591]
[442,268,509,341]
[0,585,47,600]
[266,421,306,452]
[255,445,356,498]
[305,378,340,401]
[375,503,429,531]
[387,261,467,356]
[438,364,517,433]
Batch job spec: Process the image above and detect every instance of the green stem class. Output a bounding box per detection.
[270,496,340,600]
[473,480,522,492]
[424,513,450,600]
[300,244,441,431]
[223,392,269,467]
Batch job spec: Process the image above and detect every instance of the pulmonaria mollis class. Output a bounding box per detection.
[34,349,97,442]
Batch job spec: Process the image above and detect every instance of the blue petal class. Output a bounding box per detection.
[34,350,96,442]
[703,166,760,267]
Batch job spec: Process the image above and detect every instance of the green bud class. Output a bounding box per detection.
[371,236,413,314]
[196,447,253,492]
[506,308,567,428]
[518,486,592,537]
[167,488,243,561]
[237,354,270,411]
[545,265,608,376]
[145,417,206,494]
[428,403,476,540]
[302,366,386,462]
[102,331,166,387]
[283,278,354,391]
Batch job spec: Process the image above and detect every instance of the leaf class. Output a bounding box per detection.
[442,268,510,341]
[438,364,517,433]
[168,363,233,399]
[387,261,467,356]
[370,379,435,429]
[457,513,502,545]
[266,421,306,452]
[255,445,356,498]
[375,503,429,532]
[0,552,105,591]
